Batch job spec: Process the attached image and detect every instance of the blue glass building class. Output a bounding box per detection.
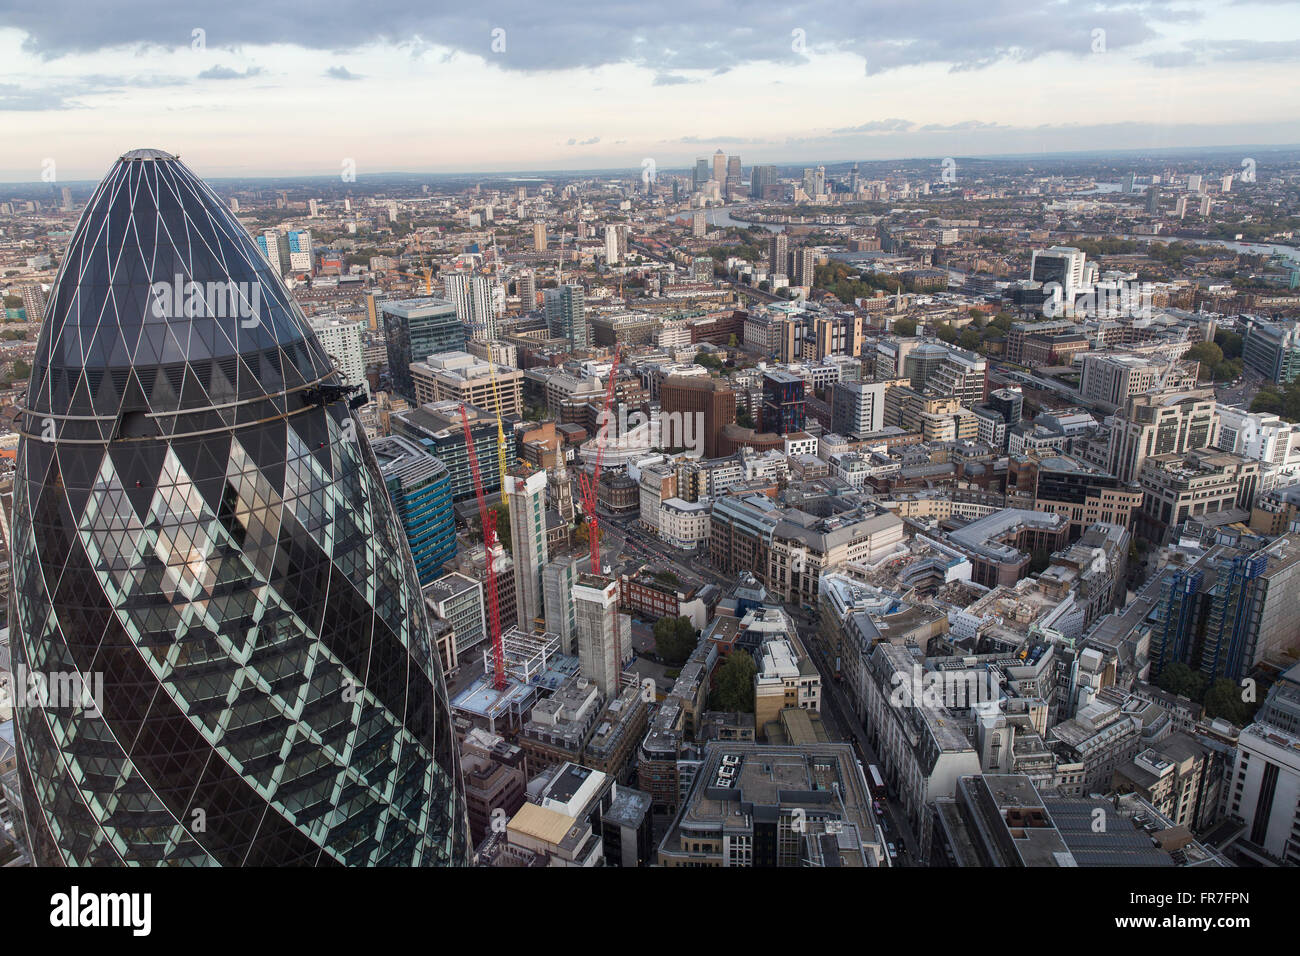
[379,298,466,402]
[373,436,457,586]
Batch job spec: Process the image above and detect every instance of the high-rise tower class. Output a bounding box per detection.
[543,285,587,350]
[573,573,622,696]
[504,466,549,632]
[8,149,468,866]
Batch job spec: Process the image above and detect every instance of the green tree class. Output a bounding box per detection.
[1214,330,1243,359]
[935,322,959,344]
[988,312,1014,332]
[958,328,982,352]
[1212,358,1242,382]
[893,318,918,337]
[712,650,757,712]
[1252,389,1285,416]
[1156,661,1208,701]
[11,359,30,380]
[653,615,697,665]
[474,502,510,551]
[1184,341,1224,375]
[696,352,724,370]
[1203,678,1250,725]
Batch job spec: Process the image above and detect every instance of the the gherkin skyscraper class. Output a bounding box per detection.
[8,149,468,866]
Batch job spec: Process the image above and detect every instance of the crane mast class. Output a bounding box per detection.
[460,404,507,691]
[576,346,621,574]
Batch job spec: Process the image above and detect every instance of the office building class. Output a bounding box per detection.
[830,380,885,437]
[424,571,487,660]
[1006,454,1143,539]
[544,284,588,349]
[933,773,1197,867]
[750,164,778,199]
[574,573,623,697]
[1107,389,1219,484]
[543,554,583,654]
[309,315,368,399]
[712,149,726,185]
[761,370,806,434]
[443,271,498,341]
[391,401,511,501]
[1030,246,1089,305]
[658,741,881,867]
[659,375,737,459]
[8,149,467,865]
[506,467,550,632]
[1080,353,1194,407]
[373,435,458,585]
[1242,319,1300,385]
[693,158,710,189]
[381,297,466,402]
[460,728,527,848]
[409,351,523,417]
[1135,449,1259,545]
[1229,720,1300,864]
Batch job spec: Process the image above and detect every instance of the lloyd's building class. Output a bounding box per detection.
[7,149,468,865]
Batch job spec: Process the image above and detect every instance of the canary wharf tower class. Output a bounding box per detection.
[9,149,468,866]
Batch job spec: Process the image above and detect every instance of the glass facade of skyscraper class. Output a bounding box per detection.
[8,149,468,866]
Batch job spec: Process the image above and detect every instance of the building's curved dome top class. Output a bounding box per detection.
[120,147,177,161]
[27,150,334,418]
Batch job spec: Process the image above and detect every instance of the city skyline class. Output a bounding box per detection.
[3,0,1300,889]
[2,1,1300,179]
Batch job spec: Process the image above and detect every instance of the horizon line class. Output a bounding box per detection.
[3,140,1299,187]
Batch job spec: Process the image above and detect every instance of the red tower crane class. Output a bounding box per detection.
[576,347,621,574]
[460,404,507,691]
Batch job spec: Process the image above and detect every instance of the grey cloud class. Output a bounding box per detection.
[918,120,1004,132]
[831,119,915,134]
[198,65,264,79]
[323,65,362,80]
[652,73,695,86]
[0,83,77,110]
[1144,38,1300,67]
[0,0,1208,76]
[676,135,767,145]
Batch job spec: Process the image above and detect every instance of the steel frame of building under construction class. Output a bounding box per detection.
[485,626,563,685]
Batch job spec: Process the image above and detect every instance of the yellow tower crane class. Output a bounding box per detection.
[486,354,510,517]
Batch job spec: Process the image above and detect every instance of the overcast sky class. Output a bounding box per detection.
[2,0,1299,181]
